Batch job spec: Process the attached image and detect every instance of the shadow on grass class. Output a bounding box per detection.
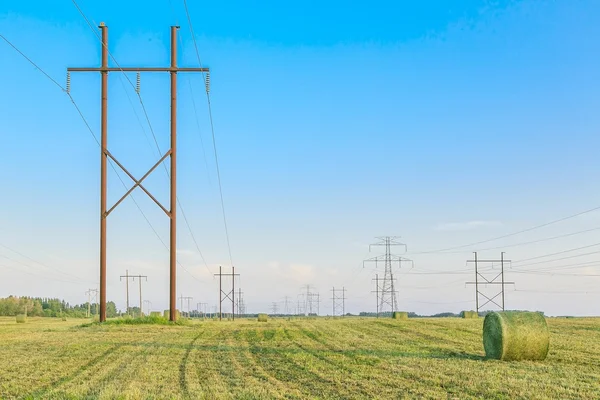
[429,350,486,361]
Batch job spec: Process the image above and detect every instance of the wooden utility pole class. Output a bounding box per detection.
[133,275,148,317]
[67,24,209,322]
[120,269,130,315]
[120,271,147,317]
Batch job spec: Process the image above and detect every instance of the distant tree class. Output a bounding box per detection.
[106,301,118,318]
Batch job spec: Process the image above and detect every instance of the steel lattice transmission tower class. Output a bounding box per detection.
[364,237,413,314]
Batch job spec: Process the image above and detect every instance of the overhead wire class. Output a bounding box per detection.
[511,242,600,265]
[0,243,90,283]
[417,226,600,255]
[182,0,235,268]
[411,204,600,254]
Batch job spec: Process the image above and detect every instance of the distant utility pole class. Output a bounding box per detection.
[85,288,99,317]
[296,296,304,316]
[68,24,210,322]
[465,252,514,313]
[331,287,346,317]
[143,300,152,315]
[120,270,131,316]
[179,296,193,317]
[197,302,208,319]
[371,274,379,318]
[364,237,413,314]
[308,292,320,315]
[235,289,245,317]
[301,285,320,316]
[120,271,147,317]
[271,302,279,315]
[214,266,240,321]
[133,274,148,317]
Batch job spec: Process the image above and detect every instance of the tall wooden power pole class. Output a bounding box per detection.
[68,24,209,321]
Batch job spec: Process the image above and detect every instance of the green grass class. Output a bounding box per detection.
[79,315,190,327]
[0,316,599,399]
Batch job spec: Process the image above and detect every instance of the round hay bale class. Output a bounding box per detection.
[61,316,67,321]
[150,311,162,317]
[257,313,268,322]
[463,311,479,319]
[483,311,549,361]
[393,312,408,319]
[16,314,27,323]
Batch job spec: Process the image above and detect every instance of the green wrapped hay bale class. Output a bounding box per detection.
[463,311,479,319]
[150,311,161,317]
[258,313,268,322]
[393,312,408,319]
[16,314,27,323]
[483,311,549,361]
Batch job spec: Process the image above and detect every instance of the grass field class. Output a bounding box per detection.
[0,316,599,399]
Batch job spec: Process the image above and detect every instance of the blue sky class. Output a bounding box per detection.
[1,0,600,316]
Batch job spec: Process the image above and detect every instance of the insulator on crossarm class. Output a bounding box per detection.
[66,72,71,94]
[136,72,141,94]
[204,71,210,94]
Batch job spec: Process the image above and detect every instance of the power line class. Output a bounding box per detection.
[0,34,64,90]
[0,243,90,283]
[511,260,600,273]
[413,205,600,254]
[183,0,234,268]
[167,0,212,186]
[420,226,600,255]
[0,258,86,285]
[512,250,600,268]
[511,242,600,265]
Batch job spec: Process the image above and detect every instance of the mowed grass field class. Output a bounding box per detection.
[0,317,599,399]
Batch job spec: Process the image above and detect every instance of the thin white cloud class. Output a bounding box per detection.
[435,220,502,232]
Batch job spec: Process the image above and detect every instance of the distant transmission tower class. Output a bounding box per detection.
[331,287,346,317]
[364,237,413,314]
[235,289,245,316]
[85,288,99,317]
[271,302,279,315]
[214,266,240,321]
[465,252,515,313]
[300,285,320,316]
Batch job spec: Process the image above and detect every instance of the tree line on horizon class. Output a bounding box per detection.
[0,295,118,318]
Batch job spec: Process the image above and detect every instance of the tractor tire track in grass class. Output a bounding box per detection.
[293,321,432,397]
[305,321,487,398]
[245,326,355,399]
[187,325,236,399]
[236,329,299,399]
[23,343,125,398]
[283,326,376,398]
[223,329,286,400]
[179,329,204,399]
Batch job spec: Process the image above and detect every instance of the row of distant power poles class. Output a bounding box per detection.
[116,267,244,319]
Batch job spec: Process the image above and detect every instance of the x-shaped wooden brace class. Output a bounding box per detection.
[104,149,172,218]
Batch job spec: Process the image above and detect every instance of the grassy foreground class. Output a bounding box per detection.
[0,317,599,399]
